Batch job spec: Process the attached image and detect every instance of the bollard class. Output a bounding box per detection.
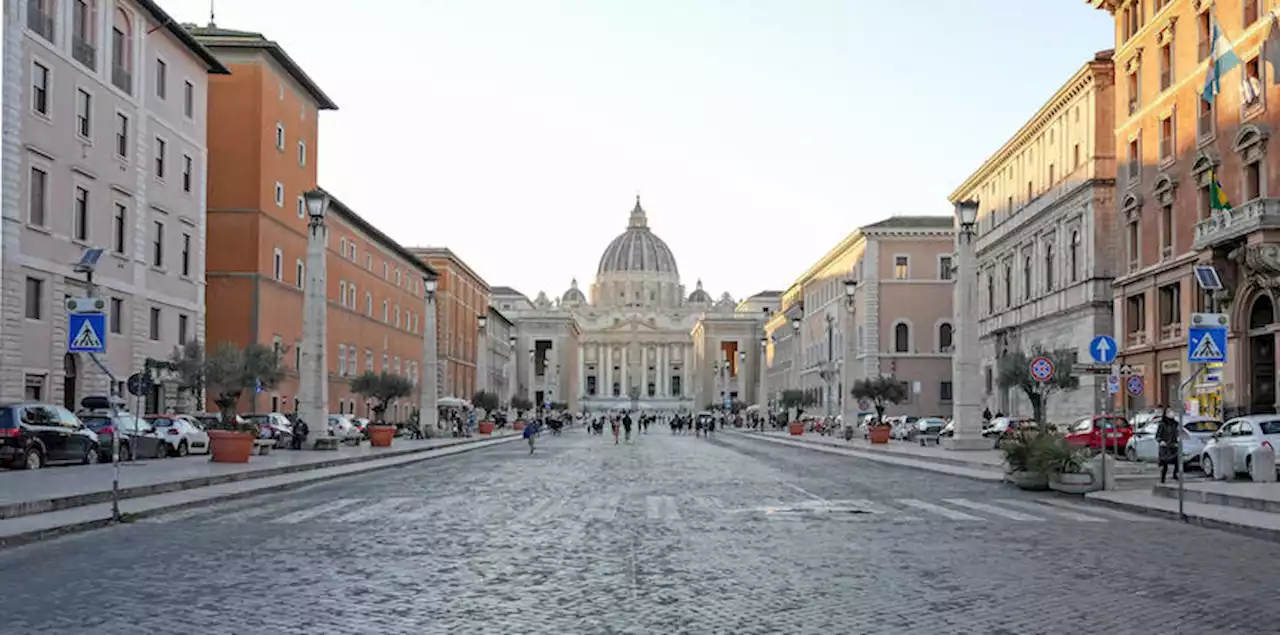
[1250,443,1277,483]
[1209,443,1234,481]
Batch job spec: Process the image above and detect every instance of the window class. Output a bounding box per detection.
[111,9,132,93]
[1197,10,1211,61]
[1198,182,1213,221]
[1245,0,1262,26]
[349,348,358,375]
[1069,230,1080,282]
[154,137,166,179]
[181,233,191,276]
[938,323,953,352]
[1160,204,1173,258]
[395,306,401,328]
[1023,255,1032,298]
[940,381,953,402]
[1003,262,1012,306]
[274,182,284,206]
[31,61,49,115]
[893,255,909,279]
[298,141,307,167]
[1126,294,1147,342]
[76,89,91,138]
[338,344,347,376]
[347,284,356,308]
[109,297,123,334]
[1159,41,1172,92]
[1158,282,1182,332]
[1126,70,1139,115]
[938,256,953,280]
[275,123,284,150]
[152,221,164,267]
[1127,137,1140,180]
[986,271,994,313]
[28,167,47,226]
[340,237,347,256]
[1243,57,1263,109]
[155,58,167,99]
[149,307,161,340]
[1159,114,1174,161]
[1073,144,1080,170]
[1048,163,1055,186]
[383,300,389,322]
[183,81,194,118]
[25,375,45,402]
[295,344,302,370]
[296,196,305,219]
[366,350,374,373]
[1127,218,1140,272]
[25,278,44,320]
[1245,159,1263,202]
[339,281,347,305]
[115,113,129,158]
[272,248,283,280]
[893,322,910,353]
[73,186,89,241]
[365,292,373,315]
[296,260,305,288]
[112,203,127,253]
[1044,242,1054,292]
[177,314,188,344]
[28,0,54,40]
[72,0,96,68]
[182,155,192,193]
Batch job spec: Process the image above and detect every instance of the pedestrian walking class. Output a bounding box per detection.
[1156,412,1181,484]
[291,418,309,450]
[622,413,633,442]
[611,416,621,445]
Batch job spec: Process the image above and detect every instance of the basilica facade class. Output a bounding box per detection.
[492,198,775,413]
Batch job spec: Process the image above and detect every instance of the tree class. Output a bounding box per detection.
[350,372,414,424]
[511,395,533,415]
[778,389,819,416]
[169,340,205,410]
[471,390,500,417]
[204,342,283,427]
[997,346,1079,426]
[850,375,909,425]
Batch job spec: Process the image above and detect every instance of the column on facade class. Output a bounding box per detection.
[621,347,629,396]
[657,345,666,398]
[578,343,586,398]
[420,292,439,435]
[603,344,611,397]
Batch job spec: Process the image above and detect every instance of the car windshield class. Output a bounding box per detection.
[0,407,14,430]
[1184,420,1221,433]
[82,416,113,431]
[245,415,273,425]
[146,417,177,427]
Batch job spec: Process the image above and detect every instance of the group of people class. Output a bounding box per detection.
[586,412,655,444]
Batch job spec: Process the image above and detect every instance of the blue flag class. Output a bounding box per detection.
[1202,12,1240,102]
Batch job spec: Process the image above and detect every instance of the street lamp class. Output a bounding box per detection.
[841,279,858,430]
[299,188,332,447]
[505,334,517,421]
[956,199,979,242]
[419,272,440,437]
[758,336,769,427]
[948,199,986,450]
[475,314,488,400]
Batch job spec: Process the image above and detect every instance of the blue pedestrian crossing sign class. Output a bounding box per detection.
[1089,335,1117,364]
[1188,326,1227,363]
[68,312,107,353]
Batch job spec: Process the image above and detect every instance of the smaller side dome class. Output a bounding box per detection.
[562,278,587,305]
[533,291,553,309]
[687,279,712,304]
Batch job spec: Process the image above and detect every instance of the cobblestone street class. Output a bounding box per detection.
[2,427,1278,634]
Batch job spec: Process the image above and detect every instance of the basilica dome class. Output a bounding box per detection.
[596,197,680,278]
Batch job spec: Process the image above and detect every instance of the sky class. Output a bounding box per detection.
[164,0,1114,301]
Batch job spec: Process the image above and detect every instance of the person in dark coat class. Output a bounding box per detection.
[1156,414,1181,484]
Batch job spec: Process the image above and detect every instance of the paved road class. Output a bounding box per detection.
[1,427,1277,634]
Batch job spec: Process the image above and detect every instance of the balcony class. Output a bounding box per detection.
[1159,323,1183,342]
[1127,331,1148,348]
[27,3,53,41]
[1193,197,1280,250]
[72,36,96,69]
[112,65,132,95]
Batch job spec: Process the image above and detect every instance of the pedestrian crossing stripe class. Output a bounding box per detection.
[70,319,104,350]
[1189,331,1225,362]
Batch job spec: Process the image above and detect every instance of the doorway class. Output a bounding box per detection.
[1248,294,1276,413]
[62,353,77,410]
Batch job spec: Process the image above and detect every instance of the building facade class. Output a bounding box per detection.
[197,26,432,421]
[1090,0,1278,417]
[949,50,1117,422]
[483,305,514,404]
[764,216,956,418]
[1,0,227,410]
[409,247,489,403]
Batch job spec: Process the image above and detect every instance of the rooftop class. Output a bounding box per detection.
[187,24,338,109]
[317,188,437,279]
[137,3,229,75]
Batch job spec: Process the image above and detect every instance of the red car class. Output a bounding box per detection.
[1063,415,1132,451]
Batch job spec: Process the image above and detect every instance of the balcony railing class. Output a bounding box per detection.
[1127,331,1148,348]
[72,36,96,69]
[1193,197,1280,250]
[27,2,53,41]
[1160,323,1183,342]
[112,65,132,94]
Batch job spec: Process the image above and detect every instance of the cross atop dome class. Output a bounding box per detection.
[628,195,648,229]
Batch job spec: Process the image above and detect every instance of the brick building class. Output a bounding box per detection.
[409,247,489,402]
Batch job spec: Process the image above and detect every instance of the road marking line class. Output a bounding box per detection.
[581,494,621,521]
[333,497,414,522]
[1031,498,1155,522]
[661,496,680,521]
[897,499,983,521]
[943,498,1044,521]
[783,482,829,506]
[645,496,664,520]
[270,498,364,524]
[996,499,1107,522]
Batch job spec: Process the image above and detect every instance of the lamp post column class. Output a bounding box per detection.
[789,312,803,421]
[946,200,988,451]
[475,315,488,408]
[841,280,858,430]
[506,335,517,422]
[419,279,440,437]
[299,190,332,447]
[758,337,768,425]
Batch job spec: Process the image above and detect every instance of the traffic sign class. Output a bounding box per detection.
[1188,325,1227,364]
[1030,356,1055,383]
[723,397,732,409]
[1106,375,1120,394]
[68,312,107,353]
[126,373,152,396]
[1126,375,1144,396]
[858,398,871,411]
[1074,363,1112,375]
[1090,335,1117,364]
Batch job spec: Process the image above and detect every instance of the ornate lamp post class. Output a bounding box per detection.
[947,199,988,451]
[820,313,838,417]
[419,273,440,437]
[506,334,517,422]
[789,312,802,422]
[299,189,333,447]
[475,314,488,400]
[840,279,857,429]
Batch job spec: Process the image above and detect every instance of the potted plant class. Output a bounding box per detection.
[851,376,908,444]
[350,371,413,447]
[472,390,500,434]
[778,389,811,435]
[511,395,533,430]
[1036,437,1095,494]
[1000,428,1053,490]
[203,342,281,463]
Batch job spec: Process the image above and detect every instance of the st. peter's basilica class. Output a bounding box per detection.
[492,197,779,413]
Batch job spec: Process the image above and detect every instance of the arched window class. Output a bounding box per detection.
[1003,262,1012,306]
[938,323,953,352]
[1069,230,1080,282]
[1023,255,1032,299]
[111,8,132,92]
[1044,242,1054,292]
[893,322,910,353]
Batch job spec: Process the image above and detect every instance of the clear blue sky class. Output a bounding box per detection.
[167,0,1113,301]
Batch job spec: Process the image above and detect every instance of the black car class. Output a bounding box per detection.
[0,403,102,469]
[79,412,168,461]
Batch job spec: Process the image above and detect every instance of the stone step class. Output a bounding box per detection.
[1151,482,1280,514]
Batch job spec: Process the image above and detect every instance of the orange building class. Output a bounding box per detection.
[409,248,490,401]
[196,26,435,420]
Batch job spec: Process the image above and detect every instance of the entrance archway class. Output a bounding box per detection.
[63,353,78,410]
[1248,294,1276,413]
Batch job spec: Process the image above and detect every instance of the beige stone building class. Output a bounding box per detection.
[764,216,956,419]
[949,50,1117,421]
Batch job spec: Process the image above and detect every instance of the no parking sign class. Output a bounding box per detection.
[1029,356,1054,383]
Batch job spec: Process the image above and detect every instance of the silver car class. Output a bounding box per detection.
[1125,415,1219,467]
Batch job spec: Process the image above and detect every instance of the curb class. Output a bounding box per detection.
[0,434,522,550]
[1085,492,1280,545]
[0,433,517,521]
[729,431,1005,482]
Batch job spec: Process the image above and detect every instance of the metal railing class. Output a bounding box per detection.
[73,36,96,69]
[112,65,131,94]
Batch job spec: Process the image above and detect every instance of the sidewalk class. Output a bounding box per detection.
[734,430,1006,482]
[1088,479,1280,542]
[0,432,519,547]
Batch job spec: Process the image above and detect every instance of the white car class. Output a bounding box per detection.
[1199,415,1280,479]
[327,414,364,444]
[1125,416,1219,467]
[143,414,211,456]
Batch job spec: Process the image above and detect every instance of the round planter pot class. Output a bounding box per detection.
[477,421,495,435]
[513,420,526,431]
[1048,472,1096,494]
[869,427,891,444]
[788,422,804,436]
[368,425,396,447]
[1008,470,1050,490]
[208,430,255,463]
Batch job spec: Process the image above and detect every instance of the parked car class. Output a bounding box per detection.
[327,414,364,444]
[914,417,947,438]
[0,403,101,469]
[1063,415,1132,452]
[352,418,372,438]
[1199,415,1280,479]
[79,411,169,461]
[143,414,211,456]
[1125,416,1219,467]
[244,413,294,447]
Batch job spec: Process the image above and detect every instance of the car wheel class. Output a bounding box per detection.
[177,441,189,457]
[1125,447,1137,462]
[1201,455,1214,479]
[153,444,167,459]
[83,447,100,465]
[23,447,43,470]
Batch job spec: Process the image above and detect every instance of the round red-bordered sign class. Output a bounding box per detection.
[1029,356,1055,383]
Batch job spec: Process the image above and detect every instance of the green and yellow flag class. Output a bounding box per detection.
[1208,169,1232,212]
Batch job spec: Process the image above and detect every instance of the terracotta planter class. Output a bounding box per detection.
[869,426,891,444]
[208,430,254,463]
[368,425,396,447]
[1008,470,1050,491]
[514,420,526,431]
[1048,472,1097,494]
[789,422,804,436]
[478,421,495,435]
